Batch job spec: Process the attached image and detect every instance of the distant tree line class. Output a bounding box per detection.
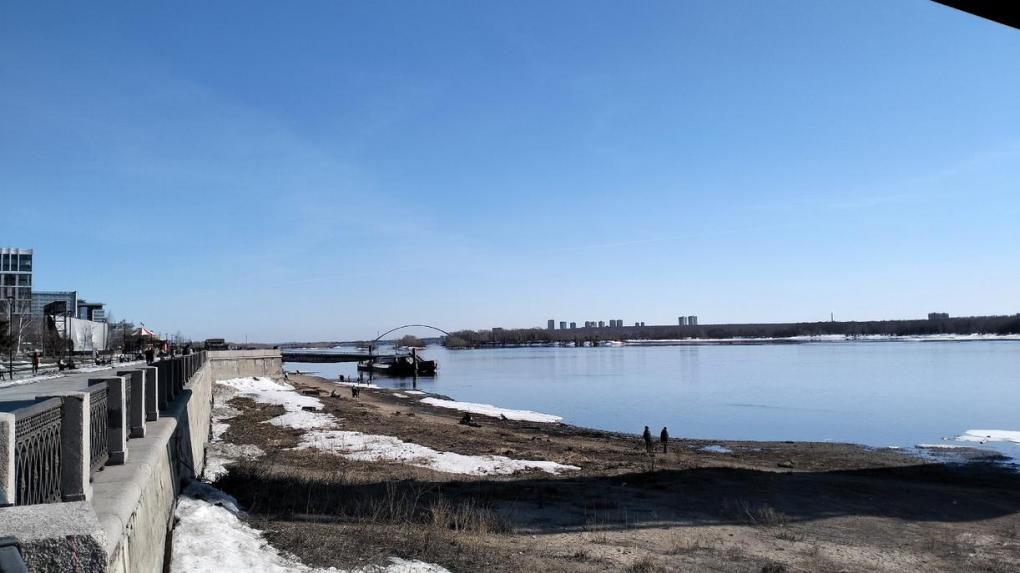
[442,314,1020,348]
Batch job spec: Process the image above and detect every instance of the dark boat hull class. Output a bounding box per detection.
[357,356,437,377]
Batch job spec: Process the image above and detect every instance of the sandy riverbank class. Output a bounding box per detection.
[198,373,1020,572]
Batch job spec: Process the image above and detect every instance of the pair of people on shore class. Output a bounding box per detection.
[643,426,669,453]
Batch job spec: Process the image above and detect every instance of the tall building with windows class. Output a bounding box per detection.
[1,248,33,320]
[77,299,107,323]
[32,291,79,318]
[547,319,555,330]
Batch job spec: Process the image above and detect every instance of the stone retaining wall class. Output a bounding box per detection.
[208,349,283,380]
[0,350,280,572]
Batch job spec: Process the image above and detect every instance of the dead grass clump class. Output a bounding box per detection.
[774,528,804,542]
[428,496,513,534]
[584,515,611,544]
[721,499,787,526]
[626,556,668,573]
[219,460,510,535]
[666,531,711,554]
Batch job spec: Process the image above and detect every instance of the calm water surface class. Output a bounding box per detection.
[290,342,1020,458]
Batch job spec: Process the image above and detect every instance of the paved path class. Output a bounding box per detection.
[0,361,147,403]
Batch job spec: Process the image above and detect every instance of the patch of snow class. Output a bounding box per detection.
[392,393,408,398]
[76,360,147,373]
[957,429,1020,444]
[916,444,973,450]
[298,430,579,476]
[268,410,335,430]
[204,443,265,482]
[204,383,267,481]
[701,445,732,454]
[216,377,336,430]
[0,360,148,389]
[404,390,426,395]
[172,482,450,573]
[419,398,562,423]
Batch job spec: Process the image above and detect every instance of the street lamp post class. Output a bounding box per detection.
[6,296,14,381]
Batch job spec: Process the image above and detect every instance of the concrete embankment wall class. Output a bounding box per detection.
[209,349,283,380]
[101,362,212,573]
[0,350,282,573]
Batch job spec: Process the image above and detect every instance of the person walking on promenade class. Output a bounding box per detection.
[660,427,669,453]
[32,352,39,374]
[642,425,653,453]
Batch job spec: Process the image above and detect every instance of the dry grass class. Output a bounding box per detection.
[218,460,511,534]
[774,528,804,542]
[721,499,788,526]
[666,530,713,554]
[625,556,669,573]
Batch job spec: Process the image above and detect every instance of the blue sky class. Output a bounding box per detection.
[2,1,1018,342]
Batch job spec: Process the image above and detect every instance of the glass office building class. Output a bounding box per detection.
[0,248,33,319]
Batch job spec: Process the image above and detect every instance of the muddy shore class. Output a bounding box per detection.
[209,373,1020,572]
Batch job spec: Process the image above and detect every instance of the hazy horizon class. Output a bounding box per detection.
[3,1,1018,341]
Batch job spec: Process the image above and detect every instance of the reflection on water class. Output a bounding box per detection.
[289,341,1020,459]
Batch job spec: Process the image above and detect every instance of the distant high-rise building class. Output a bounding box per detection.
[570,322,576,329]
[640,322,646,327]
[547,319,555,330]
[678,316,687,326]
[927,312,949,320]
[559,321,567,329]
[634,322,640,327]
[1,248,33,321]
[33,291,78,319]
[598,320,605,328]
[688,315,698,326]
[77,299,107,323]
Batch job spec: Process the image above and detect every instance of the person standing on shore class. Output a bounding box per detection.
[660,427,669,453]
[642,426,653,453]
[32,352,39,374]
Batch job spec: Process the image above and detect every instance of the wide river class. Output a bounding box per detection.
[289,341,1020,459]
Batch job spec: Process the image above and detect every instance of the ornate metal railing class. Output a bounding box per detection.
[13,398,63,506]
[87,384,109,476]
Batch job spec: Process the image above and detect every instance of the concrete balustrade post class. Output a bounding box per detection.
[117,370,146,438]
[0,412,14,506]
[141,366,159,421]
[156,361,170,408]
[169,360,178,397]
[91,377,128,464]
[38,392,92,502]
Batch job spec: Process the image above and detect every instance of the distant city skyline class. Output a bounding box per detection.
[3,2,1019,342]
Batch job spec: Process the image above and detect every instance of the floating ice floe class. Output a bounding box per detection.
[216,377,334,429]
[956,430,1020,444]
[700,445,732,454]
[297,430,579,476]
[418,398,562,423]
[915,444,973,450]
[172,482,450,573]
